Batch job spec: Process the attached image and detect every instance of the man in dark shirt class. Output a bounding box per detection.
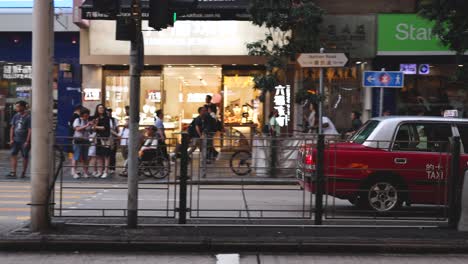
[8,101,31,178]
[188,107,206,155]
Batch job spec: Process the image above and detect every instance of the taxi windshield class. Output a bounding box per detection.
[350,120,379,144]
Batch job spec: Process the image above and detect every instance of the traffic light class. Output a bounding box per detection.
[148,0,198,31]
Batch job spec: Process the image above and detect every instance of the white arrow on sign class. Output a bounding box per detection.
[367,76,375,83]
[297,53,348,68]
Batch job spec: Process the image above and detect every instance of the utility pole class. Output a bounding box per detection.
[127,0,143,228]
[31,0,54,232]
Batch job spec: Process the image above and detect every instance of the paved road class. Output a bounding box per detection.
[0,253,467,264]
[0,179,448,232]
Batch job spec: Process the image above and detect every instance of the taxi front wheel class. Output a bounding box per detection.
[358,177,403,212]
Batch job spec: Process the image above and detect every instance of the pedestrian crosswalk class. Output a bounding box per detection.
[0,182,96,223]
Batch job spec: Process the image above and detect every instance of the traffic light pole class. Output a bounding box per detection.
[127,0,143,229]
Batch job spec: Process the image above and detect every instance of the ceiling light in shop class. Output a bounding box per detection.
[168,65,173,68]
[145,64,149,66]
[212,65,217,68]
[355,61,362,65]
[458,64,464,67]
[190,65,195,68]
[232,64,237,66]
[253,64,258,66]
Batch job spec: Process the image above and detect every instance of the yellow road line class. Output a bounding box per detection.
[0,208,29,212]
[0,195,81,199]
[0,201,76,205]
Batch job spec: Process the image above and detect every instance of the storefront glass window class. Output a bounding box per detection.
[163,67,222,129]
[396,65,467,117]
[223,76,262,125]
[104,75,162,125]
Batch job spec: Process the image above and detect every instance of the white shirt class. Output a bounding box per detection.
[141,138,158,151]
[322,117,339,135]
[73,118,91,138]
[119,127,129,146]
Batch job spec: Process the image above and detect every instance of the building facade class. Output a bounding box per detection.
[0,1,81,148]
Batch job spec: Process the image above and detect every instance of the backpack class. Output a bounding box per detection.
[68,115,79,136]
[187,117,199,138]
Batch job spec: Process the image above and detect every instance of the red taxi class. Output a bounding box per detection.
[297,116,468,212]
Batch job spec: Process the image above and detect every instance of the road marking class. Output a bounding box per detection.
[0,195,81,199]
[0,201,76,205]
[216,254,239,264]
[16,216,30,221]
[0,190,96,194]
[0,208,29,212]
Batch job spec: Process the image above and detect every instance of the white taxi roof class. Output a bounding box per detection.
[360,116,468,149]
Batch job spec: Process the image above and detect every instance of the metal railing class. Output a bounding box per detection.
[48,134,463,227]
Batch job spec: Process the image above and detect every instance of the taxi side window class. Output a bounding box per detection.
[415,123,452,152]
[456,124,468,152]
[393,124,412,151]
[393,123,451,152]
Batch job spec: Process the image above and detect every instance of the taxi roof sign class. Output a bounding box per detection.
[443,110,459,118]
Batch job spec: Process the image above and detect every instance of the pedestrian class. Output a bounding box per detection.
[7,100,31,178]
[307,103,317,133]
[269,109,281,137]
[346,111,362,136]
[107,108,119,175]
[204,94,217,114]
[118,118,130,177]
[322,115,339,136]
[93,104,112,179]
[154,109,168,159]
[188,107,206,156]
[71,108,93,179]
[68,105,82,138]
[204,106,219,162]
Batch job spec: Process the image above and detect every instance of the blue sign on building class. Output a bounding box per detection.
[0,0,73,8]
[363,71,404,88]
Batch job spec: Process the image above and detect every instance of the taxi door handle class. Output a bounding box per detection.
[394,158,407,165]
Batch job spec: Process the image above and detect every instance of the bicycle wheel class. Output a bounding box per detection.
[230,150,252,176]
[148,156,171,179]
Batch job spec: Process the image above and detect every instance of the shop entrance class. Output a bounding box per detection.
[162,66,222,134]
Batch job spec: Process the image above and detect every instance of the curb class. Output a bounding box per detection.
[1,238,468,253]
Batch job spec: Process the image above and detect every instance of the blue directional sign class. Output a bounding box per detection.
[363,71,404,88]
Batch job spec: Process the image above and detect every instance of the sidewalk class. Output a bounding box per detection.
[0,149,297,185]
[2,218,468,253]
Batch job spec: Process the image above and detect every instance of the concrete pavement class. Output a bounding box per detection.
[1,253,468,264]
[2,222,468,253]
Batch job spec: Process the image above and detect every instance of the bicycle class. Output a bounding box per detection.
[229,130,252,176]
[229,149,252,176]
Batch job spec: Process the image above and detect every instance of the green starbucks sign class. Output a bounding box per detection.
[378,14,454,55]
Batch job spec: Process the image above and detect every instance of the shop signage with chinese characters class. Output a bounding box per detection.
[84,88,101,101]
[3,65,32,80]
[148,90,161,103]
[274,85,291,127]
[320,15,376,58]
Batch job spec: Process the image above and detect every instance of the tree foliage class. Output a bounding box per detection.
[419,0,468,55]
[247,0,323,101]
[419,0,468,82]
